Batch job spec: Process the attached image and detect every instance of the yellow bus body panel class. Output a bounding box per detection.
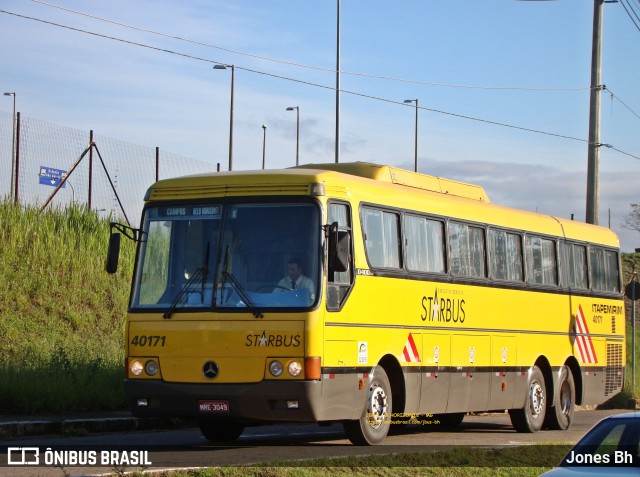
[128,317,305,383]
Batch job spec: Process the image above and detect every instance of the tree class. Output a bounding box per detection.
[622,204,640,235]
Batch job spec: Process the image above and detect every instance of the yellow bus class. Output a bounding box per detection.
[106,162,625,445]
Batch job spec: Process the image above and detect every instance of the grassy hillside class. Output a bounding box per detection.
[0,200,135,414]
[0,199,638,414]
[622,252,640,403]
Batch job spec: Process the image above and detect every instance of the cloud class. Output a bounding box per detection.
[405,158,639,251]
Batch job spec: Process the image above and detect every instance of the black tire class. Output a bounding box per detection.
[343,367,392,445]
[198,420,245,442]
[543,366,575,430]
[509,365,546,433]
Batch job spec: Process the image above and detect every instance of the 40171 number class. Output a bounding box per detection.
[130,335,166,347]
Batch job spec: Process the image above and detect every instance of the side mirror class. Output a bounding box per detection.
[105,232,121,274]
[328,222,351,273]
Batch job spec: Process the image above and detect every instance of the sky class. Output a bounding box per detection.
[1,0,640,251]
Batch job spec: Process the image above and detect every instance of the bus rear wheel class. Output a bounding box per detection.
[343,367,392,445]
[543,366,575,430]
[509,365,546,433]
[198,419,245,442]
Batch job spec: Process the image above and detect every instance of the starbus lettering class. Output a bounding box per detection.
[245,331,301,347]
[420,289,465,323]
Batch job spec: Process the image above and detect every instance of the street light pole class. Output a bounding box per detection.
[4,92,16,196]
[404,99,418,172]
[213,64,235,171]
[286,106,300,166]
[262,125,267,170]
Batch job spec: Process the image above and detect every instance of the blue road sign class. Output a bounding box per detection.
[39,166,67,188]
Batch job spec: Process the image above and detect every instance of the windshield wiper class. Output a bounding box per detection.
[163,267,205,319]
[216,240,262,318]
[222,271,263,319]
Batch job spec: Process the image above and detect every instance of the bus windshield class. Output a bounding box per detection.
[131,202,321,312]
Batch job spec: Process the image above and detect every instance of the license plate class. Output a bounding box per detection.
[198,400,230,413]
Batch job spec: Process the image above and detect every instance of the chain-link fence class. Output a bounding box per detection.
[1,111,216,225]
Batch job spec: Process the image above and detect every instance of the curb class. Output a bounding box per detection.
[0,416,191,439]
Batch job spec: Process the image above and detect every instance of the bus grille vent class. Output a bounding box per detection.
[605,343,623,396]
[151,184,312,199]
[611,316,616,334]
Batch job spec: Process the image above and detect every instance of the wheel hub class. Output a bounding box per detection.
[529,380,545,417]
[367,381,388,429]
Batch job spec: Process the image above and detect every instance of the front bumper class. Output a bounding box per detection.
[125,378,324,422]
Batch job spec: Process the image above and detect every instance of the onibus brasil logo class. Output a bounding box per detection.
[7,447,152,466]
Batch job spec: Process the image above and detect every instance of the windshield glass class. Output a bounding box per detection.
[131,202,321,312]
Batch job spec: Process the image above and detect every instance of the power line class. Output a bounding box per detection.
[624,0,640,24]
[242,65,592,144]
[1,9,226,66]
[620,0,640,32]
[27,0,592,92]
[2,8,640,163]
[609,145,640,161]
[604,86,640,122]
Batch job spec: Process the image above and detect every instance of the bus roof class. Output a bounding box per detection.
[296,162,490,202]
[147,162,488,202]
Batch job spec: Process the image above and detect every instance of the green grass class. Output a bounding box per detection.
[0,199,135,414]
[122,444,573,476]
[617,252,640,404]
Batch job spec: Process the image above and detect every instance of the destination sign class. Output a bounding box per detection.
[157,205,222,219]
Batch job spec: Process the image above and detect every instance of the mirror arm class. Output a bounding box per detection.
[110,222,144,242]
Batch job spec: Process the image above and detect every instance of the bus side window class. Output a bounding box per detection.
[604,250,620,292]
[362,207,401,269]
[590,246,620,293]
[488,228,523,282]
[525,235,557,285]
[449,222,486,278]
[327,202,354,310]
[404,215,445,274]
[559,242,588,289]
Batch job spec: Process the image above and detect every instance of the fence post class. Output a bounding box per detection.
[14,112,20,205]
[88,130,93,211]
[155,147,159,182]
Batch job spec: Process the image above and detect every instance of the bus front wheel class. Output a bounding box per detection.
[509,365,546,433]
[198,419,245,442]
[343,366,392,445]
[543,365,575,430]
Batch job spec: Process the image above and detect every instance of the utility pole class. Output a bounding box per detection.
[335,0,340,164]
[586,0,603,225]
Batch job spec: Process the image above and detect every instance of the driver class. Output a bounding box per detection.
[276,257,315,298]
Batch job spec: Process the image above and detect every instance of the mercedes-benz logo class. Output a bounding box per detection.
[203,361,219,379]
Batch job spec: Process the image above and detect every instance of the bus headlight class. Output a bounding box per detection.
[145,360,159,376]
[288,360,302,377]
[269,360,283,377]
[130,360,144,376]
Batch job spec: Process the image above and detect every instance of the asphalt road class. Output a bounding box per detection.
[0,409,631,476]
